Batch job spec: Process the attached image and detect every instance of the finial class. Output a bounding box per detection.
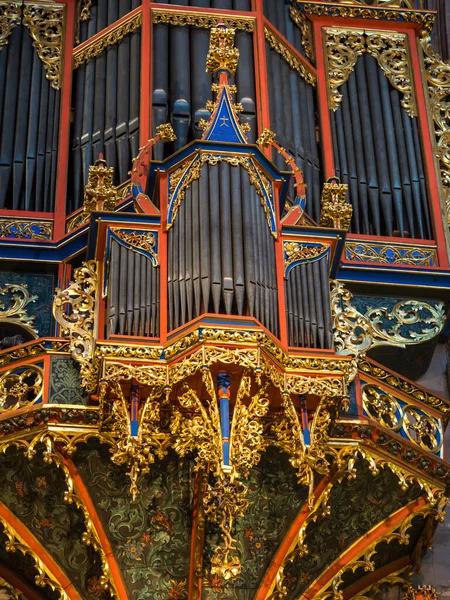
[83,157,118,213]
[206,25,240,76]
[319,177,352,230]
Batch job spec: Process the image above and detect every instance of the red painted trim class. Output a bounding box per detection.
[54,0,76,241]
[159,173,169,343]
[303,497,426,598]
[0,209,53,218]
[141,0,151,146]
[407,29,449,267]
[307,14,425,31]
[0,563,46,600]
[343,556,410,600]
[254,472,333,599]
[60,454,129,600]
[255,0,271,159]
[314,21,334,180]
[0,501,82,599]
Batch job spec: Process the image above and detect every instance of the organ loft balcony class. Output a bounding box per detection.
[0,4,449,600]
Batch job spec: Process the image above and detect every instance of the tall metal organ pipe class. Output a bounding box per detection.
[0,25,60,212]
[167,163,279,336]
[331,55,432,239]
[69,31,141,213]
[152,25,256,155]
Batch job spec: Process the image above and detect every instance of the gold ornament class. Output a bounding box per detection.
[0,283,38,337]
[0,217,53,240]
[22,3,64,89]
[206,26,239,74]
[0,364,43,413]
[151,8,254,32]
[53,261,98,392]
[331,280,445,359]
[0,2,21,51]
[320,178,352,230]
[289,5,314,60]
[73,11,142,68]
[83,157,119,214]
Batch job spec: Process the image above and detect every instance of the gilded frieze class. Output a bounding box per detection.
[0,217,53,240]
[151,7,254,32]
[346,241,437,266]
[73,10,142,68]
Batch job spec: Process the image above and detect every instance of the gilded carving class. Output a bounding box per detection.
[320,178,352,229]
[289,5,314,61]
[421,38,450,223]
[171,370,270,579]
[151,8,254,32]
[73,10,142,68]
[405,586,440,600]
[362,384,402,430]
[22,3,64,89]
[324,28,416,116]
[264,24,316,86]
[0,217,53,240]
[0,283,38,337]
[111,229,159,265]
[84,157,119,213]
[206,26,240,75]
[0,2,21,51]
[324,28,365,110]
[366,31,416,116]
[359,359,450,423]
[99,380,170,499]
[53,261,98,392]
[284,241,329,275]
[0,364,43,413]
[302,4,435,36]
[331,280,445,359]
[346,241,437,267]
[79,0,92,20]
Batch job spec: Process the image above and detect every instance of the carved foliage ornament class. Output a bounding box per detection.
[151,8,254,32]
[53,261,98,392]
[0,283,38,337]
[264,24,316,86]
[170,370,270,579]
[320,178,352,230]
[331,280,445,359]
[0,2,21,51]
[0,364,43,413]
[421,38,450,224]
[324,27,416,116]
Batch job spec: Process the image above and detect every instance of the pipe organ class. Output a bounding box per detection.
[1,1,450,599]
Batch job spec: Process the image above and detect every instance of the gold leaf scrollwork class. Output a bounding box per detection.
[324,28,365,110]
[272,393,342,509]
[206,26,239,75]
[84,157,119,213]
[0,2,21,51]
[0,218,53,240]
[320,178,351,230]
[53,261,98,392]
[331,280,445,360]
[403,405,442,453]
[0,283,38,337]
[289,5,314,61]
[99,380,170,499]
[73,11,142,68]
[366,31,416,117]
[421,37,450,224]
[170,370,270,580]
[362,384,402,430]
[0,364,43,413]
[325,28,416,116]
[22,3,64,89]
[151,8,254,32]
